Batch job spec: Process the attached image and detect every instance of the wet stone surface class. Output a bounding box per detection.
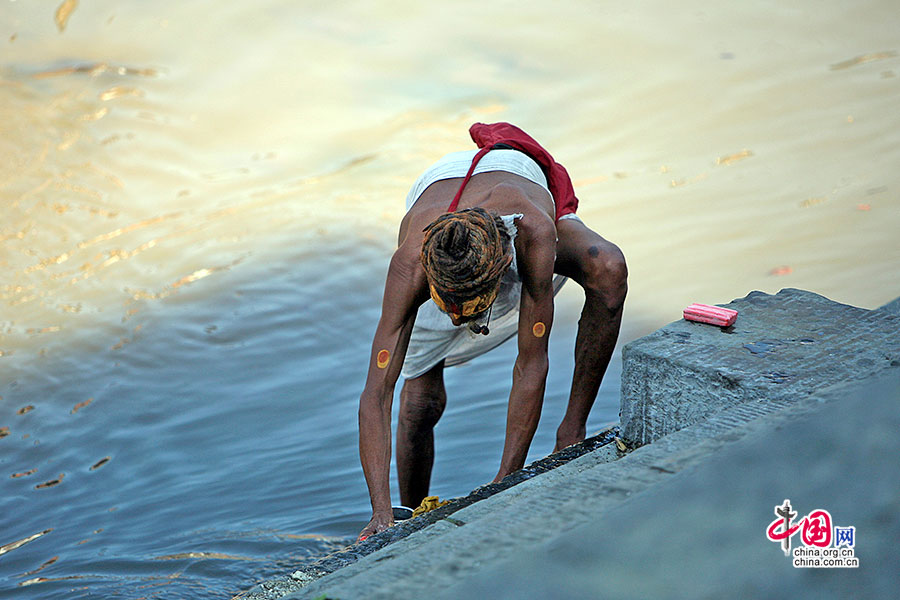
[620,288,900,445]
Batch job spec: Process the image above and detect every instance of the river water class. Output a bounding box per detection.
[1,1,898,597]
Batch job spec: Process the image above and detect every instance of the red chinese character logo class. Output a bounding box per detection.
[767,518,800,540]
[766,501,839,556]
[801,509,832,547]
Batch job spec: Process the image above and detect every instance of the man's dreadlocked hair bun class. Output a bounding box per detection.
[421,207,513,310]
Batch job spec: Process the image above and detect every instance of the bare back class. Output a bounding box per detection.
[398,171,557,249]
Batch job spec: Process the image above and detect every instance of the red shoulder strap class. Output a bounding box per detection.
[447,146,492,212]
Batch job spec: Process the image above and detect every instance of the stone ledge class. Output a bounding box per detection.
[620,288,899,445]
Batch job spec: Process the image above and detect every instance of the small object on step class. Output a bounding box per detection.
[683,303,738,327]
[412,496,451,517]
[392,506,414,521]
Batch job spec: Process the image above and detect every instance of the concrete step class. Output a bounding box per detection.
[621,288,899,445]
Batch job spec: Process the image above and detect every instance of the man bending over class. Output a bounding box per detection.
[357,123,627,540]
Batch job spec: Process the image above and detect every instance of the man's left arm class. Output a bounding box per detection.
[493,217,556,482]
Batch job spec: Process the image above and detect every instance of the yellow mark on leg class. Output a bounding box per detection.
[532,322,546,338]
[376,349,391,369]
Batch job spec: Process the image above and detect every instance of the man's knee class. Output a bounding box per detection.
[399,387,446,430]
[581,243,628,312]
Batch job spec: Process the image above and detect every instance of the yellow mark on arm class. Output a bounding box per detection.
[532,322,546,338]
[376,349,391,369]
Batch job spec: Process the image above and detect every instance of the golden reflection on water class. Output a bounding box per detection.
[2,27,199,374]
[669,172,709,188]
[830,50,898,71]
[54,0,79,33]
[800,197,827,208]
[715,149,753,166]
[98,86,145,102]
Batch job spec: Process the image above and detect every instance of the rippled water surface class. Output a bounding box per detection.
[2,1,899,597]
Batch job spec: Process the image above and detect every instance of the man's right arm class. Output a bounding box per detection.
[358,244,427,540]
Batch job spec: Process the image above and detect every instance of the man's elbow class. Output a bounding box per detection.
[514,355,549,386]
[359,391,380,419]
[360,386,393,419]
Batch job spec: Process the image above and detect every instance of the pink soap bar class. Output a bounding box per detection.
[683,303,738,327]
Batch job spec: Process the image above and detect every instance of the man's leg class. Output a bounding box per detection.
[396,360,447,508]
[553,217,628,451]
